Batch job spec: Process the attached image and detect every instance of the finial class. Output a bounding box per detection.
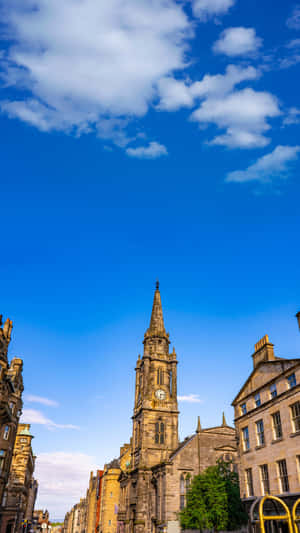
[222,412,227,427]
[156,280,159,290]
[138,354,141,360]
[196,416,202,433]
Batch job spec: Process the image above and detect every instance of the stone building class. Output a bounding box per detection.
[86,472,97,533]
[232,324,300,512]
[1,424,37,533]
[117,283,237,533]
[0,314,24,522]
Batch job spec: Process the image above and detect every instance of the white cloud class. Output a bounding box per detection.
[157,77,194,111]
[287,5,300,29]
[213,27,263,56]
[192,0,235,21]
[25,394,59,407]
[190,64,259,98]
[1,0,191,139]
[178,394,203,403]
[226,145,300,183]
[35,452,97,519]
[157,64,259,113]
[21,409,80,430]
[126,142,168,159]
[191,88,280,148]
[283,107,300,126]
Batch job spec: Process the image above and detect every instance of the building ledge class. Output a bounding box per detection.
[271,437,283,444]
[255,444,266,450]
[290,430,300,438]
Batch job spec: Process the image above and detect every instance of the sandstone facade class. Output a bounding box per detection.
[232,332,300,511]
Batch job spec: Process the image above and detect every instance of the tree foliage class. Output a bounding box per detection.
[179,460,248,532]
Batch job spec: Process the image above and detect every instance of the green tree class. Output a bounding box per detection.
[179,475,210,532]
[179,460,248,532]
[216,460,248,531]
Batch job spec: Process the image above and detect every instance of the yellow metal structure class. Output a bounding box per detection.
[292,498,300,533]
[258,495,294,533]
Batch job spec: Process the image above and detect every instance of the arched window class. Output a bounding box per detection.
[186,474,191,492]
[180,475,185,510]
[157,369,163,385]
[155,419,165,444]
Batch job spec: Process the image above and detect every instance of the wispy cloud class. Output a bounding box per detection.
[192,0,235,22]
[25,394,59,407]
[35,452,97,519]
[286,4,300,29]
[178,394,203,403]
[126,142,168,159]
[21,409,80,430]
[226,145,300,184]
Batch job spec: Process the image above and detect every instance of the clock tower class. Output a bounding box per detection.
[132,282,179,468]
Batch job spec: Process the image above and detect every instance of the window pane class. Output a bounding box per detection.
[277,459,289,493]
[180,494,185,510]
[287,373,297,389]
[260,464,270,495]
[291,401,300,432]
[256,420,265,446]
[255,394,261,407]
[270,384,277,398]
[272,412,282,439]
[245,468,254,497]
[241,403,247,415]
[242,427,250,451]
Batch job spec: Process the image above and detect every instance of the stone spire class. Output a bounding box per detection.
[143,282,170,355]
[222,412,227,427]
[144,281,169,340]
[196,416,202,433]
[148,281,165,335]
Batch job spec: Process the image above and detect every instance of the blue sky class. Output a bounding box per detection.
[0,0,300,520]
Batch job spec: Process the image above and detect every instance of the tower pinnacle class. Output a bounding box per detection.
[145,281,167,338]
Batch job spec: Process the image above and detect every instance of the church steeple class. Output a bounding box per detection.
[145,281,167,337]
[132,283,179,468]
[143,282,170,354]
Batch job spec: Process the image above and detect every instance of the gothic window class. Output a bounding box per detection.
[155,419,165,444]
[180,475,185,510]
[157,368,163,386]
[186,474,191,492]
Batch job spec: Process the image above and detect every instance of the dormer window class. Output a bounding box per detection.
[254,393,261,407]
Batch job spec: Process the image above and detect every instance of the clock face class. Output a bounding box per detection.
[155,389,166,400]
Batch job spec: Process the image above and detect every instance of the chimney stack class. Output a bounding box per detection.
[252,334,275,369]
